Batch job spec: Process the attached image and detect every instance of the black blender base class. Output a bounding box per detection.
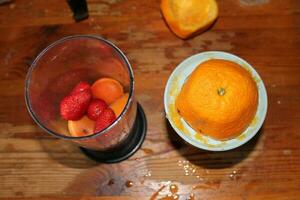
[80,103,147,163]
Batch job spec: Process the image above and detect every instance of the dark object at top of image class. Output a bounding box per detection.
[67,0,89,22]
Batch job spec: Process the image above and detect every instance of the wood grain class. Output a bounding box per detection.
[0,0,300,199]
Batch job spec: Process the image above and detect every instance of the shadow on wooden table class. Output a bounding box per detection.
[165,119,263,169]
[39,139,99,169]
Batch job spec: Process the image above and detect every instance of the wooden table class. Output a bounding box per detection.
[1,0,300,199]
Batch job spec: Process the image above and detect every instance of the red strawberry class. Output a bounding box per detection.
[94,108,116,133]
[71,81,91,94]
[60,90,92,120]
[87,99,108,121]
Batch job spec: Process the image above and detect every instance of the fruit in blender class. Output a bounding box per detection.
[94,108,116,133]
[70,81,91,94]
[68,116,95,137]
[91,78,124,104]
[60,82,92,120]
[87,99,108,121]
[110,93,129,117]
[60,78,127,137]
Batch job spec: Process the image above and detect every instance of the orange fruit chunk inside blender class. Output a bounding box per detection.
[176,59,258,140]
[110,93,129,117]
[68,116,95,137]
[161,0,218,39]
[91,78,124,104]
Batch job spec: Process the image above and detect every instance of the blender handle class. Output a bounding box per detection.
[67,0,89,22]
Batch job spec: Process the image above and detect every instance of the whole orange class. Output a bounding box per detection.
[176,59,258,140]
[91,78,124,104]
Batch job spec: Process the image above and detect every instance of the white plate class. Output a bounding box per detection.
[164,51,268,151]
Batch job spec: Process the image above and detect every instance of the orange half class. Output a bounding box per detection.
[110,93,129,117]
[68,116,95,137]
[91,78,124,104]
[161,0,218,38]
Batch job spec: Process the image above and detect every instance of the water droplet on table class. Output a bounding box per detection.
[125,180,133,188]
[169,184,178,194]
[229,170,238,180]
[144,170,152,177]
[107,179,114,186]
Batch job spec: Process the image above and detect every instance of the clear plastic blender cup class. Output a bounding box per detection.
[25,35,146,163]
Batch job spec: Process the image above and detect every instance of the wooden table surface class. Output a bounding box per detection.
[1,0,300,199]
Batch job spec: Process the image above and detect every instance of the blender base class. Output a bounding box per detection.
[80,103,147,163]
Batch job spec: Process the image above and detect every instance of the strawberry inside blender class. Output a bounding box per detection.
[59,78,129,137]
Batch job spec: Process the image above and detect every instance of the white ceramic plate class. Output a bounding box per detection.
[164,51,268,151]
